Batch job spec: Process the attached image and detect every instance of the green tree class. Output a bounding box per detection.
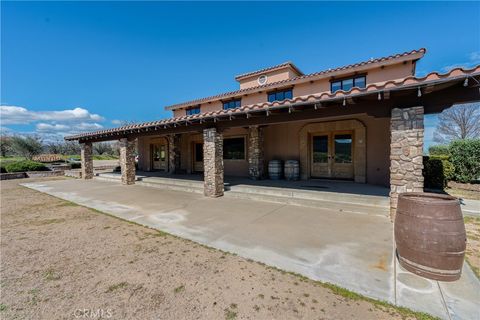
[0,135,13,157]
[428,144,450,156]
[9,136,44,160]
[449,139,480,183]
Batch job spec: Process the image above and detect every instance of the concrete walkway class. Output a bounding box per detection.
[23,179,480,320]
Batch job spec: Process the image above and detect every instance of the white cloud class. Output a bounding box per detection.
[36,122,103,134]
[111,119,122,125]
[0,105,104,125]
[442,51,480,72]
[36,123,70,132]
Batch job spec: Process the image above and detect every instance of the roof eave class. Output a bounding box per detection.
[165,49,427,111]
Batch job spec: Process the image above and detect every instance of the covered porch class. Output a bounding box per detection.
[68,67,480,218]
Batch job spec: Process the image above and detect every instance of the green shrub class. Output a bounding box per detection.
[1,165,6,173]
[429,155,454,181]
[429,145,450,156]
[423,156,446,189]
[449,139,480,183]
[4,160,48,173]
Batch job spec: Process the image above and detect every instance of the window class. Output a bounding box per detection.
[186,106,200,115]
[268,89,293,102]
[334,134,352,163]
[223,137,245,160]
[223,99,241,110]
[331,76,366,92]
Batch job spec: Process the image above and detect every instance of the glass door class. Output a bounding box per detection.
[331,132,354,179]
[311,134,330,178]
[152,143,167,171]
[311,131,354,180]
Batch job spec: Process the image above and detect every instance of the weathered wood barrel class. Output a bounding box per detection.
[394,192,466,281]
[268,160,283,180]
[284,160,300,181]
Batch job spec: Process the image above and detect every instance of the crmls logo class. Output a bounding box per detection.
[73,308,113,318]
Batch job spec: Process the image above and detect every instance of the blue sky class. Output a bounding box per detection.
[1,1,479,150]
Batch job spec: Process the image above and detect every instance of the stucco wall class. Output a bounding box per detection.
[262,116,390,186]
[137,116,390,185]
[172,61,414,118]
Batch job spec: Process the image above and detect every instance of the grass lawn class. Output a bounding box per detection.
[0,178,436,320]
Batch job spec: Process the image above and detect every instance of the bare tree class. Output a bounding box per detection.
[433,103,480,144]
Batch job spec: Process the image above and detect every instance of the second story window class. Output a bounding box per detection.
[331,75,366,92]
[223,99,241,110]
[186,106,200,115]
[268,89,293,103]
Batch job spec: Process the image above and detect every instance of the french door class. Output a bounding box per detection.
[151,143,167,171]
[311,131,354,179]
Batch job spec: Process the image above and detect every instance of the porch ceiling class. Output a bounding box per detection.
[65,66,480,143]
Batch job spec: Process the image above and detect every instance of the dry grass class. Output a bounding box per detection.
[464,216,480,278]
[0,178,435,320]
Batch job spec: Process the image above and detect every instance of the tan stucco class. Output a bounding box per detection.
[138,116,391,186]
[137,136,168,172]
[239,68,299,90]
[173,61,415,117]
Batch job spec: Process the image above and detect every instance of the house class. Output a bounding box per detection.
[65,48,480,218]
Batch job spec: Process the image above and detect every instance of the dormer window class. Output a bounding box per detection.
[223,99,241,110]
[331,75,366,92]
[268,89,293,103]
[186,106,200,115]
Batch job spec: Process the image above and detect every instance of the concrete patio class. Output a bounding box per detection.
[23,179,480,320]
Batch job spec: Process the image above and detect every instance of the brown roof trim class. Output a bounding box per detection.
[65,65,478,141]
[234,61,304,81]
[165,48,426,111]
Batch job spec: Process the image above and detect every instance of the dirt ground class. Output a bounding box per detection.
[1,178,429,320]
[465,216,480,278]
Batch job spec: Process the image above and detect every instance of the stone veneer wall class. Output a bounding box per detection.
[203,128,224,197]
[167,134,180,174]
[80,142,94,180]
[390,106,424,219]
[119,137,136,185]
[248,125,264,180]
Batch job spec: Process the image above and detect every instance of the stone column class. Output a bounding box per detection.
[390,106,424,219]
[203,128,224,197]
[119,137,136,185]
[167,134,180,174]
[80,141,94,180]
[248,125,264,180]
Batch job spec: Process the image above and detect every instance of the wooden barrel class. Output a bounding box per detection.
[284,160,299,181]
[268,160,283,180]
[394,192,466,281]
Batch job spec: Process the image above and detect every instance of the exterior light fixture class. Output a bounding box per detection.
[343,98,346,106]
[417,87,422,97]
[378,92,382,100]
[463,78,469,87]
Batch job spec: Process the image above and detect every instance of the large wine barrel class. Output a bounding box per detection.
[394,192,466,281]
[268,160,283,180]
[284,160,299,181]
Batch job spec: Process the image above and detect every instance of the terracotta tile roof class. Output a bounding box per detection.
[65,65,479,141]
[165,48,427,110]
[234,61,304,81]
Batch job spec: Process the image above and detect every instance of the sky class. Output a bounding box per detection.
[1,1,479,151]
